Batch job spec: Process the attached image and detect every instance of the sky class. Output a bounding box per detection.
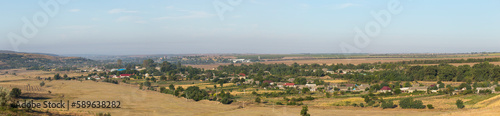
[0,0,499,55]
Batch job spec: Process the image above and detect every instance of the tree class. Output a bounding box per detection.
[40,81,45,87]
[54,73,61,80]
[143,81,151,87]
[300,105,311,116]
[169,84,175,91]
[302,88,310,94]
[381,100,395,109]
[456,99,465,109]
[404,82,412,87]
[63,74,68,78]
[160,75,167,81]
[399,98,425,109]
[117,59,123,66]
[184,86,209,101]
[255,97,261,103]
[393,88,402,95]
[10,88,22,98]
[143,59,155,68]
[427,104,434,109]
[325,92,331,98]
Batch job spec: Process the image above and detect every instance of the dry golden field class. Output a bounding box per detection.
[2,69,500,116]
[187,55,500,69]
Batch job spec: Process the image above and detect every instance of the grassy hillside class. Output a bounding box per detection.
[0,52,95,70]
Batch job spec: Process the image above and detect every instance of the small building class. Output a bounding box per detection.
[305,84,317,91]
[284,83,295,87]
[379,86,392,93]
[120,74,132,78]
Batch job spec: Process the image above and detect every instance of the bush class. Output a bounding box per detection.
[393,88,402,95]
[255,97,261,103]
[456,99,465,109]
[427,104,434,109]
[381,100,395,109]
[276,102,283,105]
[399,98,425,109]
[40,81,45,87]
[478,89,492,94]
[359,103,364,107]
[300,105,310,116]
[325,92,331,98]
[10,88,22,98]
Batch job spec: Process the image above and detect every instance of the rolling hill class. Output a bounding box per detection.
[0,51,95,70]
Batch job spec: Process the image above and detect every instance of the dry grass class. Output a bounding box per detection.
[3,70,500,116]
[188,55,500,69]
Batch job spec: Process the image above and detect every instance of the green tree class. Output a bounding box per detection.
[427,104,434,109]
[255,97,261,103]
[117,59,123,66]
[10,88,22,98]
[456,99,465,109]
[300,105,311,116]
[160,75,167,81]
[40,81,45,87]
[393,88,402,95]
[325,92,331,98]
[404,82,412,87]
[54,73,61,80]
[381,100,395,109]
[302,88,310,94]
[169,84,175,91]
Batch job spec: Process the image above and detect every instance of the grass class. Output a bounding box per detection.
[464,93,499,105]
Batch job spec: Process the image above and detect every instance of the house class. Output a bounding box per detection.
[244,79,254,84]
[476,85,497,93]
[120,74,132,78]
[263,80,274,84]
[284,83,295,87]
[355,84,370,92]
[379,86,392,93]
[408,87,428,93]
[326,71,335,74]
[342,84,356,88]
[305,84,317,91]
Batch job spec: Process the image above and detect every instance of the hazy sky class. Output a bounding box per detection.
[1,0,499,55]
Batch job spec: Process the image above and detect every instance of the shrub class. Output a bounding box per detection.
[325,92,331,98]
[40,81,45,87]
[255,97,261,103]
[10,88,22,98]
[359,103,364,107]
[456,99,465,109]
[427,104,434,109]
[381,100,395,109]
[478,89,492,94]
[393,88,402,95]
[276,102,283,105]
[399,98,425,109]
[300,105,310,116]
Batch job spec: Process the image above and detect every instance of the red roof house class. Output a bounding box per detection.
[119,74,132,78]
[380,86,392,92]
[263,80,274,84]
[284,83,295,87]
[238,73,246,76]
[381,86,392,90]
